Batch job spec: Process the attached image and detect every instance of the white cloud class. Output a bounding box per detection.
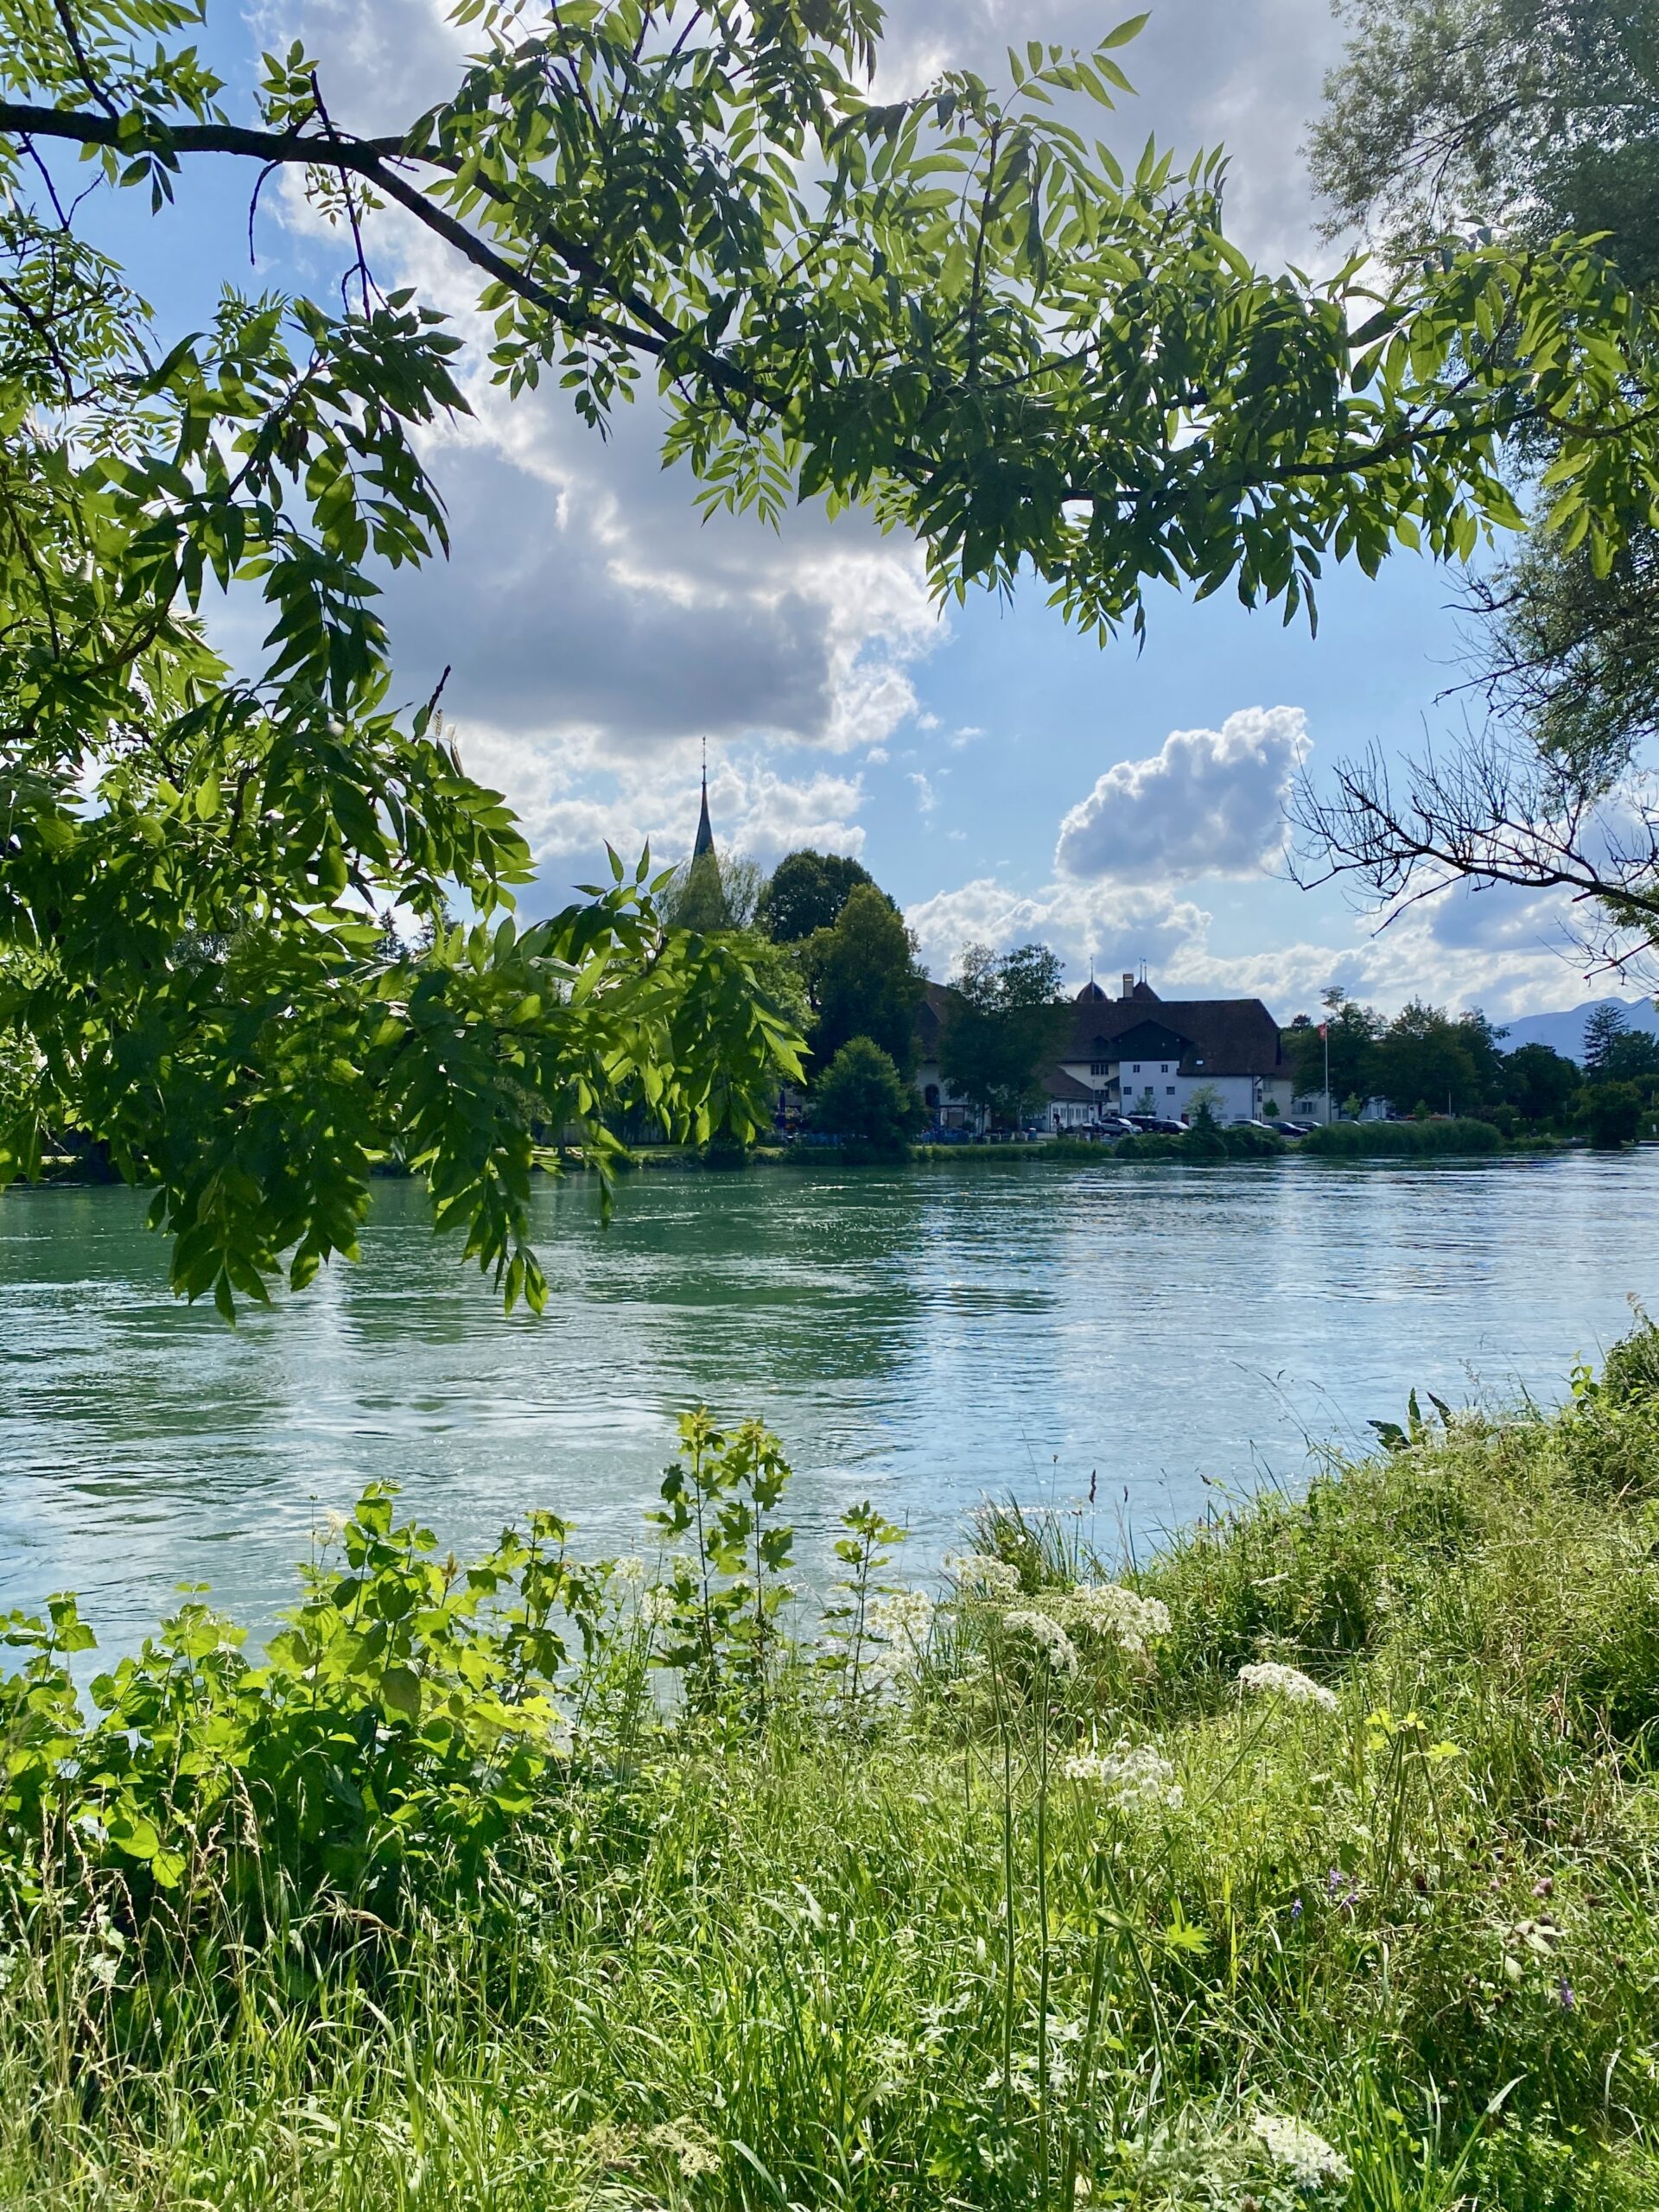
[908,771,939,818]
[1056,706,1311,884]
[906,877,1210,979]
[905,862,1607,1021]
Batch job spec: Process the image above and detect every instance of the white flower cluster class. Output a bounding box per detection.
[1060,1745,1183,1811]
[1065,1582,1172,1653]
[946,1552,1021,1599]
[1249,2113,1352,2190]
[1236,1661,1338,1713]
[868,1586,936,1659]
[1002,1609,1079,1676]
[640,1584,678,1628]
[609,1554,647,1591]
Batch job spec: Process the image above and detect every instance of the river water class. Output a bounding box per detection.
[2,1152,1656,1648]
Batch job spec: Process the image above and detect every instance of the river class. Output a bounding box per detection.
[2,1151,1655,1647]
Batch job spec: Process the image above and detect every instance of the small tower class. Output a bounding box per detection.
[678,741,730,931]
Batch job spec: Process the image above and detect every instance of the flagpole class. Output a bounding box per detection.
[1323,1021,1331,1124]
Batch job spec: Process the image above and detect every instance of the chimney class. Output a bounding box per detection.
[1121,972,1134,1000]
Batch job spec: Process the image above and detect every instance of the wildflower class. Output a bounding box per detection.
[640,1585,678,1628]
[1061,1745,1183,1811]
[1249,2113,1352,2190]
[1065,1582,1172,1653]
[1237,1661,1338,1712]
[946,1552,1020,1599]
[1003,1609,1079,1676]
[1290,1898,1303,1921]
[314,1506,350,1545]
[867,1586,935,1664]
[645,2120,721,2178]
[610,1554,646,1590]
[1558,1980,1576,2009]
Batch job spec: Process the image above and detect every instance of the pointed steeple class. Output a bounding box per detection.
[678,739,730,931]
[693,739,715,861]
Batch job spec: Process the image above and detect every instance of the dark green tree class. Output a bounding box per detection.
[809,1036,921,1153]
[1580,1078,1647,1147]
[758,852,880,944]
[1499,1040,1581,1122]
[806,887,926,1077]
[1580,1001,1659,1084]
[1584,1002,1632,1072]
[939,942,1068,1126]
[1372,1000,1481,1115]
[1287,988,1382,1108]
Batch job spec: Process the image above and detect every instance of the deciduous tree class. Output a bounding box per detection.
[939,942,1068,1125]
[758,852,880,944]
[10,0,1659,1312]
[809,1035,920,1152]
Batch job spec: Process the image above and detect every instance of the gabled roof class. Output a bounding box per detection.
[1043,1065,1097,1102]
[914,976,1284,1077]
[1058,981,1284,1076]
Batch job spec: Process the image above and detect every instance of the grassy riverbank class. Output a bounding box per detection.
[9,1330,1659,2209]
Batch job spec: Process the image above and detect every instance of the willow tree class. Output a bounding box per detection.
[6,0,1659,1313]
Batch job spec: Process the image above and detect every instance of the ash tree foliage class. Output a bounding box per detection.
[1297,0,1659,977]
[8,8,1659,1313]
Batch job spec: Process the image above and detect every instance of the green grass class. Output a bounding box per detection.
[10,1337,1659,2209]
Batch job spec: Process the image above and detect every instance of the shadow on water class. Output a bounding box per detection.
[2,1151,1656,1648]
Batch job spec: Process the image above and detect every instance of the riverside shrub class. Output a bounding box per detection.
[9,1332,1659,2208]
[1302,1114,1502,1157]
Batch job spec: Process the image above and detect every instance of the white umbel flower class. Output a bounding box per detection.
[1065,1582,1172,1652]
[640,1585,678,1628]
[1236,1661,1338,1712]
[1249,2113,1351,2189]
[1060,1745,1183,1810]
[867,1586,936,1659]
[946,1553,1021,1599]
[1002,1609,1079,1676]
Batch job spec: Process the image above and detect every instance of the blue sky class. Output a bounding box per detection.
[54,0,1602,1022]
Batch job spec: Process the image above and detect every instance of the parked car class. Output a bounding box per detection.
[1276,1120,1318,1137]
[1096,1116,1139,1138]
[1128,1115,1186,1135]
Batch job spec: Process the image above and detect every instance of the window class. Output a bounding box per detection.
[924,1084,940,1108]
[1160,1063,1168,1074]
[1130,1063,1140,1073]
[1090,1061,1109,1076]
[1166,1085,1175,1096]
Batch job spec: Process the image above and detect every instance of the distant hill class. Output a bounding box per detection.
[1498,995,1659,1063]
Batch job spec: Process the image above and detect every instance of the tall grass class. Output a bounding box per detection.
[1301,1117,1502,1158]
[9,1344,1659,2208]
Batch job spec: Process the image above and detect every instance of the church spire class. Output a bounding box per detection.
[693,737,715,861]
[678,739,730,931]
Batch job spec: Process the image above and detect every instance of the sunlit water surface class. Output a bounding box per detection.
[3,1153,1656,1648]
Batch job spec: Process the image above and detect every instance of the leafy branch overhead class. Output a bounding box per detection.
[5,3,1659,1314]
[8,2,1659,622]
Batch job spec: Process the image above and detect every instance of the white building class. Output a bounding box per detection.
[915,972,1325,1131]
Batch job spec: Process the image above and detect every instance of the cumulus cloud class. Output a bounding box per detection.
[1055,706,1310,884]
[906,878,1210,980]
[906,862,1602,1022]
[457,725,867,882]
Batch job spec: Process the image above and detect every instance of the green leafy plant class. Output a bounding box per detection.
[645,1409,797,1719]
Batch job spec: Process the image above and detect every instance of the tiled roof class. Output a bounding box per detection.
[913,978,1283,1078]
[1059,982,1283,1077]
